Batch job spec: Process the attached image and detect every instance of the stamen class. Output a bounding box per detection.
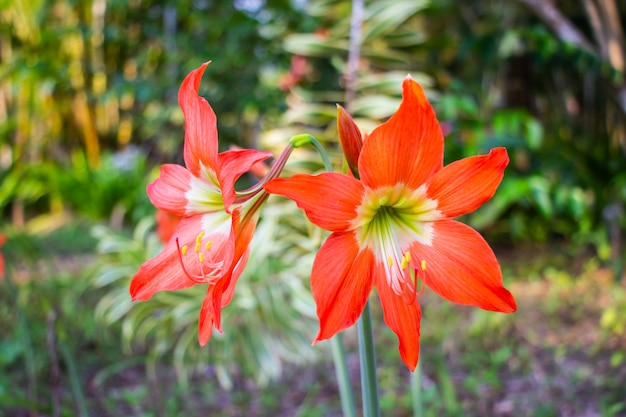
[205,241,212,250]
[387,255,393,267]
[421,259,426,271]
[195,232,205,244]
[400,251,411,269]
[175,237,223,284]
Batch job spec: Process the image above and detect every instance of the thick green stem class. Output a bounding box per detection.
[357,301,380,417]
[298,133,357,416]
[330,336,357,417]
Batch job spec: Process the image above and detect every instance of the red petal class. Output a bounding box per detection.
[359,77,443,189]
[198,247,248,345]
[179,62,219,177]
[198,285,216,346]
[130,213,234,301]
[337,105,362,177]
[426,148,509,218]
[130,216,204,300]
[312,232,374,342]
[217,148,273,210]
[147,164,192,216]
[264,173,364,232]
[374,270,421,371]
[411,220,516,312]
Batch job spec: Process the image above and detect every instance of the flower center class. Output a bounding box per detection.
[354,183,441,300]
[185,164,225,213]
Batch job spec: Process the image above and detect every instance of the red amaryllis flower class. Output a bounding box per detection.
[130,62,273,345]
[264,77,516,371]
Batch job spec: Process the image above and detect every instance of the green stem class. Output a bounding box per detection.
[330,336,357,417]
[295,133,357,417]
[289,134,334,172]
[357,301,380,417]
[411,351,424,417]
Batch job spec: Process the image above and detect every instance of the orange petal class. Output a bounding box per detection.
[217,148,272,210]
[264,173,364,232]
[130,216,204,300]
[411,220,516,313]
[179,62,219,177]
[130,213,234,301]
[374,269,421,371]
[198,287,216,346]
[312,232,374,342]
[359,77,443,190]
[198,233,253,346]
[426,148,509,218]
[155,210,182,244]
[147,164,193,216]
[337,105,362,177]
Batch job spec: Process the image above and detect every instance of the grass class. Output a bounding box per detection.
[1,224,625,416]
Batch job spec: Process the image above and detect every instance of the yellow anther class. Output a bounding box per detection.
[387,256,393,267]
[205,241,212,251]
[198,252,205,263]
[181,245,188,256]
[194,242,201,253]
[400,252,411,270]
[195,232,205,245]
[421,260,427,271]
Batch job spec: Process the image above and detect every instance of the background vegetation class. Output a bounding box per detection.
[1,0,625,416]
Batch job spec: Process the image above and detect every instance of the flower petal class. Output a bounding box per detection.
[264,173,364,232]
[359,77,443,189]
[374,269,421,371]
[426,148,509,218]
[130,216,204,300]
[312,232,374,342]
[197,246,251,346]
[179,62,219,177]
[337,105,362,177]
[130,212,235,301]
[147,164,193,216]
[217,148,273,210]
[411,220,516,313]
[198,288,216,346]
[197,204,258,345]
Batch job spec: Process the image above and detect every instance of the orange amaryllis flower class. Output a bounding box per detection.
[130,62,273,345]
[264,77,516,371]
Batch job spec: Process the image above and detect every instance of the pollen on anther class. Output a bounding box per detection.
[421,259,427,271]
[196,232,205,244]
[181,245,188,256]
[387,256,393,267]
[198,252,205,263]
[205,241,212,251]
[400,251,411,270]
[194,242,201,253]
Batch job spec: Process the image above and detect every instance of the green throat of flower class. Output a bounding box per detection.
[354,183,441,300]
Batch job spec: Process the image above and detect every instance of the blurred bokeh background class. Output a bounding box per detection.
[1,0,625,416]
